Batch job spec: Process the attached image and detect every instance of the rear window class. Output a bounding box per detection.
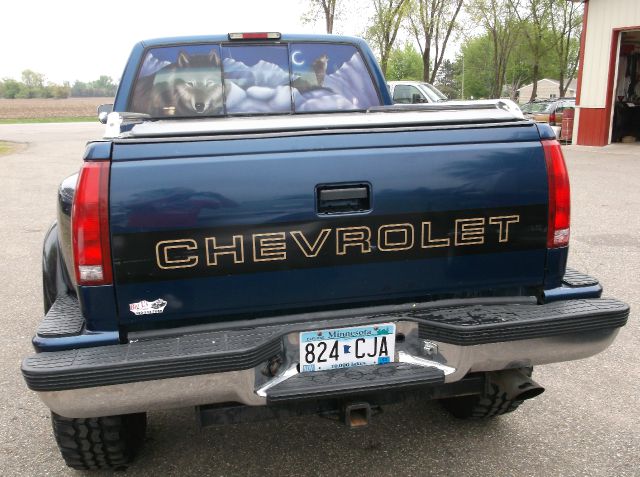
[522,102,553,114]
[555,100,575,113]
[129,42,381,117]
[393,85,423,104]
[520,103,534,113]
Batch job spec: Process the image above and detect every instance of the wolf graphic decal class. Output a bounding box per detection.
[132,49,224,117]
[173,50,224,115]
[131,43,379,116]
[312,54,329,86]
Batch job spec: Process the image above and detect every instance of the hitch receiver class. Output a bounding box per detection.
[343,402,371,428]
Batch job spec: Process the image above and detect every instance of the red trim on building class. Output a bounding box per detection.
[602,29,622,146]
[575,0,589,106]
[576,108,609,146]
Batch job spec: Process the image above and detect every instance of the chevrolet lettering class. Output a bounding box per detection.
[152,214,524,273]
[22,33,629,470]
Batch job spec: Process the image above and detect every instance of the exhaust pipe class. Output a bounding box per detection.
[441,368,544,419]
[487,369,545,402]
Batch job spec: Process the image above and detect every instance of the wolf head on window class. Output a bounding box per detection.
[173,50,224,115]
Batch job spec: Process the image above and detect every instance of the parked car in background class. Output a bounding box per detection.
[521,98,575,139]
[521,98,575,126]
[388,80,448,104]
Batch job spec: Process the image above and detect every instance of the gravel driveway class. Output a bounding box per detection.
[0,123,638,476]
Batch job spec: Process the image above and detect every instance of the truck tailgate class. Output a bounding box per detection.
[109,123,548,326]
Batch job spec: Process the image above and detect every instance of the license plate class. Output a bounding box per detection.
[299,323,396,372]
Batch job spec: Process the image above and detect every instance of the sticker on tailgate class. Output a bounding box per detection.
[129,299,167,316]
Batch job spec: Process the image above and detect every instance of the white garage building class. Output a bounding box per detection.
[573,0,640,146]
[517,79,577,103]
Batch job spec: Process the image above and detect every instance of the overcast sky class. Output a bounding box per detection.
[2,0,372,84]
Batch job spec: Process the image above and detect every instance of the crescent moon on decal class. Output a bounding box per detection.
[291,51,304,66]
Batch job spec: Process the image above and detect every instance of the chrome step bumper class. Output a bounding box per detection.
[23,297,628,418]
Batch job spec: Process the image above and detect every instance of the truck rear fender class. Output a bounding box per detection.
[53,141,120,333]
[42,223,72,314]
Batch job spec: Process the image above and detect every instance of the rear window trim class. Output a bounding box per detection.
[125,40,384,117]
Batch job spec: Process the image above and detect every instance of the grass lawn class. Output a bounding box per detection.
[0,141,19,155]
[0,116,96,124]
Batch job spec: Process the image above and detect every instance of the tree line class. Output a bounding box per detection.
[0,71,117,99]
[302,0,582,102]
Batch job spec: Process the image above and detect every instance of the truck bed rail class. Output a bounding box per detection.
[104,100,525,139]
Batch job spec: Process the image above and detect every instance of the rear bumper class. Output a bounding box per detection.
[22,296,628,418]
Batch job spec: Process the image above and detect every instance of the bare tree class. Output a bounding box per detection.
[408,0,465,84]
[366,0,410,76]
[467,0,520,99]
[509,0,552,102]
[301,0,341,34]
[549,0,582,97]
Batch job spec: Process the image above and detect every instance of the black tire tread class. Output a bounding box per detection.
[441,383,524,419]
[51,412,146,470]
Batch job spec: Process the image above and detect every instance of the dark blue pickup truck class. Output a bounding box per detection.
[22,33,629,470]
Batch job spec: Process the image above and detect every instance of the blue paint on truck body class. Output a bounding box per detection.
[40,34,577,348]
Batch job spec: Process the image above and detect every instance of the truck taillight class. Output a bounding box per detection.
[548,112,556,125]
[71,161,112,285]
[542,140,570,248]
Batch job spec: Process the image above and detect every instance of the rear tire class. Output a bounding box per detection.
[51,412,147,470]
[440,368,540,419]
[440,388,524,419]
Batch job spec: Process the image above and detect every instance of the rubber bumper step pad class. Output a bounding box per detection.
[266,363,445,403]
[562,268,599,288]
[417,298,628,345]
[37,295,84,338]
[23,328,283,391]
